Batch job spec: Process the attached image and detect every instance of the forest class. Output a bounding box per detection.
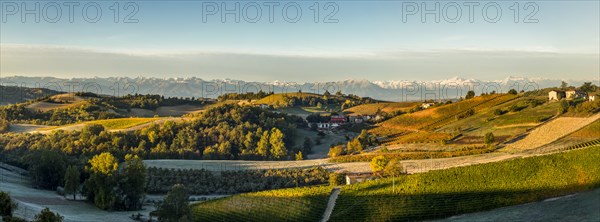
[0,104,307,168]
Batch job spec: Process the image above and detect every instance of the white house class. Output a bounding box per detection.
[421,103,435,109]
[548,90,565,101]
[590,95,596,102]
[317,122,340,129]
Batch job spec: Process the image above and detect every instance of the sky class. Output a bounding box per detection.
[1,0,599,82]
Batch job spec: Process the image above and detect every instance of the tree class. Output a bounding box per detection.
[383,158,405,177]
[559,100,570,114]
[0,191,16,217]
[302,137,313,153]
[118,154,147,210]
[257,131,270,158]
[155,184,191,222]
[384,158,405,193]
[484,132,495,146]
[63,165,80,200]
[560,81,568,90]
[33,208,63,222]
[579,82,597,93]
[27,149,66,190]
[84,152,119,210]
[347,138,363,154]
[370,155,389,175]
[269,128,287,159]
[295,151,304,160]
[508,89,518,95]
[328,145,344,158]
[465,90,475,99]
[0,118,10,133]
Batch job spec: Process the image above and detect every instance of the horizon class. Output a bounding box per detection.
[1,1,599,82]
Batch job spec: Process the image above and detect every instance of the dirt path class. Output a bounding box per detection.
[502,113,600,152]
[321,188,341,222]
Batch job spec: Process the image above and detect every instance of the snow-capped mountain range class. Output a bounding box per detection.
[0,76,592,102]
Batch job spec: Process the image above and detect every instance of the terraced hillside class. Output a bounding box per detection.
[373,94,518,144]
[502,113,600,152]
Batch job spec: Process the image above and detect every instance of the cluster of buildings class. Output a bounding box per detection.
[549,90,596,102]
[316,114,382,129]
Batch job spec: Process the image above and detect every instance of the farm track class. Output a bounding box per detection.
[321,188,341,222]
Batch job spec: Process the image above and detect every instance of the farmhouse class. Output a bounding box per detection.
[565,90,586,100]
[345,173,375,185]
[317,122,340,129]
[590,94,596,102]
[256,104,269,109]
[421,103,435,109]
[548,90,565,101]
[330,115,347,123]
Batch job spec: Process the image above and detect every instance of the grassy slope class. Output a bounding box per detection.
[440,96,559,137]
[191,186,331,222]
[343,102,420,116]
[329,146,600,221]
[254,92,321,106]
[39,117,159,131]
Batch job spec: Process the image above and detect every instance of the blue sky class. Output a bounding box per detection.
[1,1,599,82]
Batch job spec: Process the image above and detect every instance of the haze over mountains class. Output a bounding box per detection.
[0,76,592,102]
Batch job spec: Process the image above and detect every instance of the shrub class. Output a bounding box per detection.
[484,132,495,146]
[0,191,16,217]
[329,173,345,186]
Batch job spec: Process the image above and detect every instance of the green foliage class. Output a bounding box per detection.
[383,158,405,177]
[330,146,600,221]
[508,89,518,95]
[465,90,476,99]
[27,149,66,190]
[330,146,495,163]
[33,208,63,222]
[63,165,80,200]
[117,154,147,210]
[0,118,9,133]
[84,152,147,211]
[191,186,330,222]
[155,184,191,222]
[347,138,363,154]
[329,173,345,186]
[0,104,302,162]
[370,155,389,174]
[0,191,16,217]
[269,128,287,160]
[146,167,329,195]
[295,151,304,160]
[328,145,345,158]
[484,132,495,146]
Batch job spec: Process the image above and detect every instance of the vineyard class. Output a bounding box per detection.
[191,186,331,222]
[146,167,329,194]
[328,146,600,221]
[329,145,495,163]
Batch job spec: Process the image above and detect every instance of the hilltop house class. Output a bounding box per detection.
[548,90,565,101]
[421,103,435,109]
[565,90,586,100]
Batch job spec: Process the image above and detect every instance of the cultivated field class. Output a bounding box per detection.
[502,113,600,152]
[343,102,420,116]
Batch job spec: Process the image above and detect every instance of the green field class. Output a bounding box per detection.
[329,146,600,221]
[191,186,331,222]
[344,102,420,116]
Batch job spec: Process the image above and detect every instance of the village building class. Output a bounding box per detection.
[421,103,435,109]
[589,94,596,102]
[548,90,565,101]
[565,90,586,100]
